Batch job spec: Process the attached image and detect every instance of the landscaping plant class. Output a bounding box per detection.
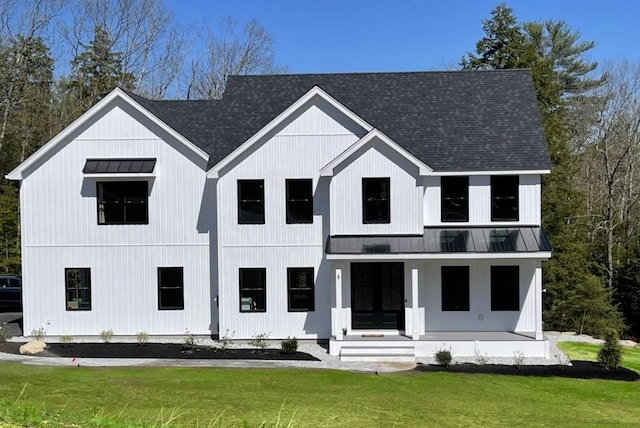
[280,337,297,354]
[598,330,623,370]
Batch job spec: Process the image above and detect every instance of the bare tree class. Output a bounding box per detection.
[185,17,286,100]
[61,0,184,98]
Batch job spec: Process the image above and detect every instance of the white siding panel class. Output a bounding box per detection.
[330,141,423,235]
[22,246,212,336]
[470,176,491,224]
[519,175,541,225]
[218,246,330,339]
[423,261,537,333]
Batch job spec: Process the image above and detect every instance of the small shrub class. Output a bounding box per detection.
[100,329,113,343]
[219,329,235,350]
[0,323,8,343]
[598,330,622,370]
[60,335,74,348]
[248,332,269,351]
[513,350,525,367]
[31,327,46,340]
[280,337,298,354]
[136,331,148,346]
[474,350,489,366]
[182,329,197,351]
[434,347,452,367]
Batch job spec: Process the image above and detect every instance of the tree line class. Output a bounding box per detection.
[0,1,637,339]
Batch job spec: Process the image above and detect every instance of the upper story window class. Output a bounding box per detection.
[97,181,148,225]
[491,176,519,221]
[441,176,468,222]
[362,177,390,224]
[238,180,265,224]
[286,179,313,224]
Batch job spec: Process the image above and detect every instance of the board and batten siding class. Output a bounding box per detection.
[20,101,214,336]
[423,175,542,226]
[420,260,540,334]
[216,96,367,338]
[330,139,424,235]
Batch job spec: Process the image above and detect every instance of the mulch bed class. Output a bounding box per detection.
[413,361,639,381]
[0,342,319,361]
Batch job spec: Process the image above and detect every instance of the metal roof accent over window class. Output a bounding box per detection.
[326,227,551,255]
[83,158,156,174]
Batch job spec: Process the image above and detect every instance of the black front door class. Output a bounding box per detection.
[351,262,404,330]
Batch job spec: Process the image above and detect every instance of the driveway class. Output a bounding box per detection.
[0,312,22,337]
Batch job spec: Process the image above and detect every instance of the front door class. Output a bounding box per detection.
[351,262,404,330]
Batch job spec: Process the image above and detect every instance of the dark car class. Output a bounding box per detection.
[0,275,22,310]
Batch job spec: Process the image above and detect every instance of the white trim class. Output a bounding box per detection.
[326,252,551,260]
[207,86,374,178]
[319,129,432,177]
[437,170,550,176]
[6,88,209,181]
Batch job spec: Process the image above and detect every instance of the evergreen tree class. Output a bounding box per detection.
[63,25,134,120]
[461,3,621,336]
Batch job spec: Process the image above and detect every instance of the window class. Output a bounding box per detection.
[362,177,390,224]
[97,181,148,225]
[65,268,91,311]
[286,179,313,224]
[158,267,184,310]
[491,176,519,221]
[239,268,266,312]
[238,180,265,224]
[287,267,314,311]
[491,266,519,311]
[441,176,468,222]
[441,266,469,311]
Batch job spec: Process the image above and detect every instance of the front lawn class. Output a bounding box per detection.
[0,363,638,427]
[557,341,640,373]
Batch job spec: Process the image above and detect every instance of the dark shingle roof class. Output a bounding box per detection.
[126,70,550,172]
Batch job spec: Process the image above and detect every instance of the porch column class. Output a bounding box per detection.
[411,265,420,340]
[335,268,343,340]
[535,264,543,340]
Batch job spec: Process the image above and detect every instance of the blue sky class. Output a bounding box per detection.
[165,0,639,73]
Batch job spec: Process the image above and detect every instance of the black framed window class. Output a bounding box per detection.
[491,176,519,221]
[158,267,184,310]
[362,177,390,224]
[441,176,469,222]
[65,268,91,311]
[287,267,314,311]
[286,179,313,224]
[239,268,266,312]
[238,180,265,224]
[491,266,520,311]
[441,266,469,311]
[97,181,148,225]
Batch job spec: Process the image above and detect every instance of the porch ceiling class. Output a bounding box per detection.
[326,226,551,258]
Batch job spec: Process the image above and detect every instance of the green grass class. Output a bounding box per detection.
[557,341,640,373]
[0,363,639,427]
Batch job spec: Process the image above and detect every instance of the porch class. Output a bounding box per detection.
[330,332,550,362]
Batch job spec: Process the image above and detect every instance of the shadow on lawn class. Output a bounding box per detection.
[413,361,640,382]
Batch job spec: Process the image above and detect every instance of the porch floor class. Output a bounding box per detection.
[342,331,537,342]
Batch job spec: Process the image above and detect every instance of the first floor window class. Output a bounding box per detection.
[287,267,314,311]
[97,181,148,225]
[491,266,519,311]
[441,176,469,222]
[238,180,265,224]
[286,179,313,223]
[158,267,184,310]
[65,268,91,311]
[491,175,519,221]
[363,177,390,223]
[240,268,266,312]
[441,266,469,311]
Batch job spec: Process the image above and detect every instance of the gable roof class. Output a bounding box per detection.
[136,69,549,172]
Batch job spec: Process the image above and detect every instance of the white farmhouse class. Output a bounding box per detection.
[7,70,552,360]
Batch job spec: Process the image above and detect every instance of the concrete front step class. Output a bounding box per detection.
[339,345,415,362]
